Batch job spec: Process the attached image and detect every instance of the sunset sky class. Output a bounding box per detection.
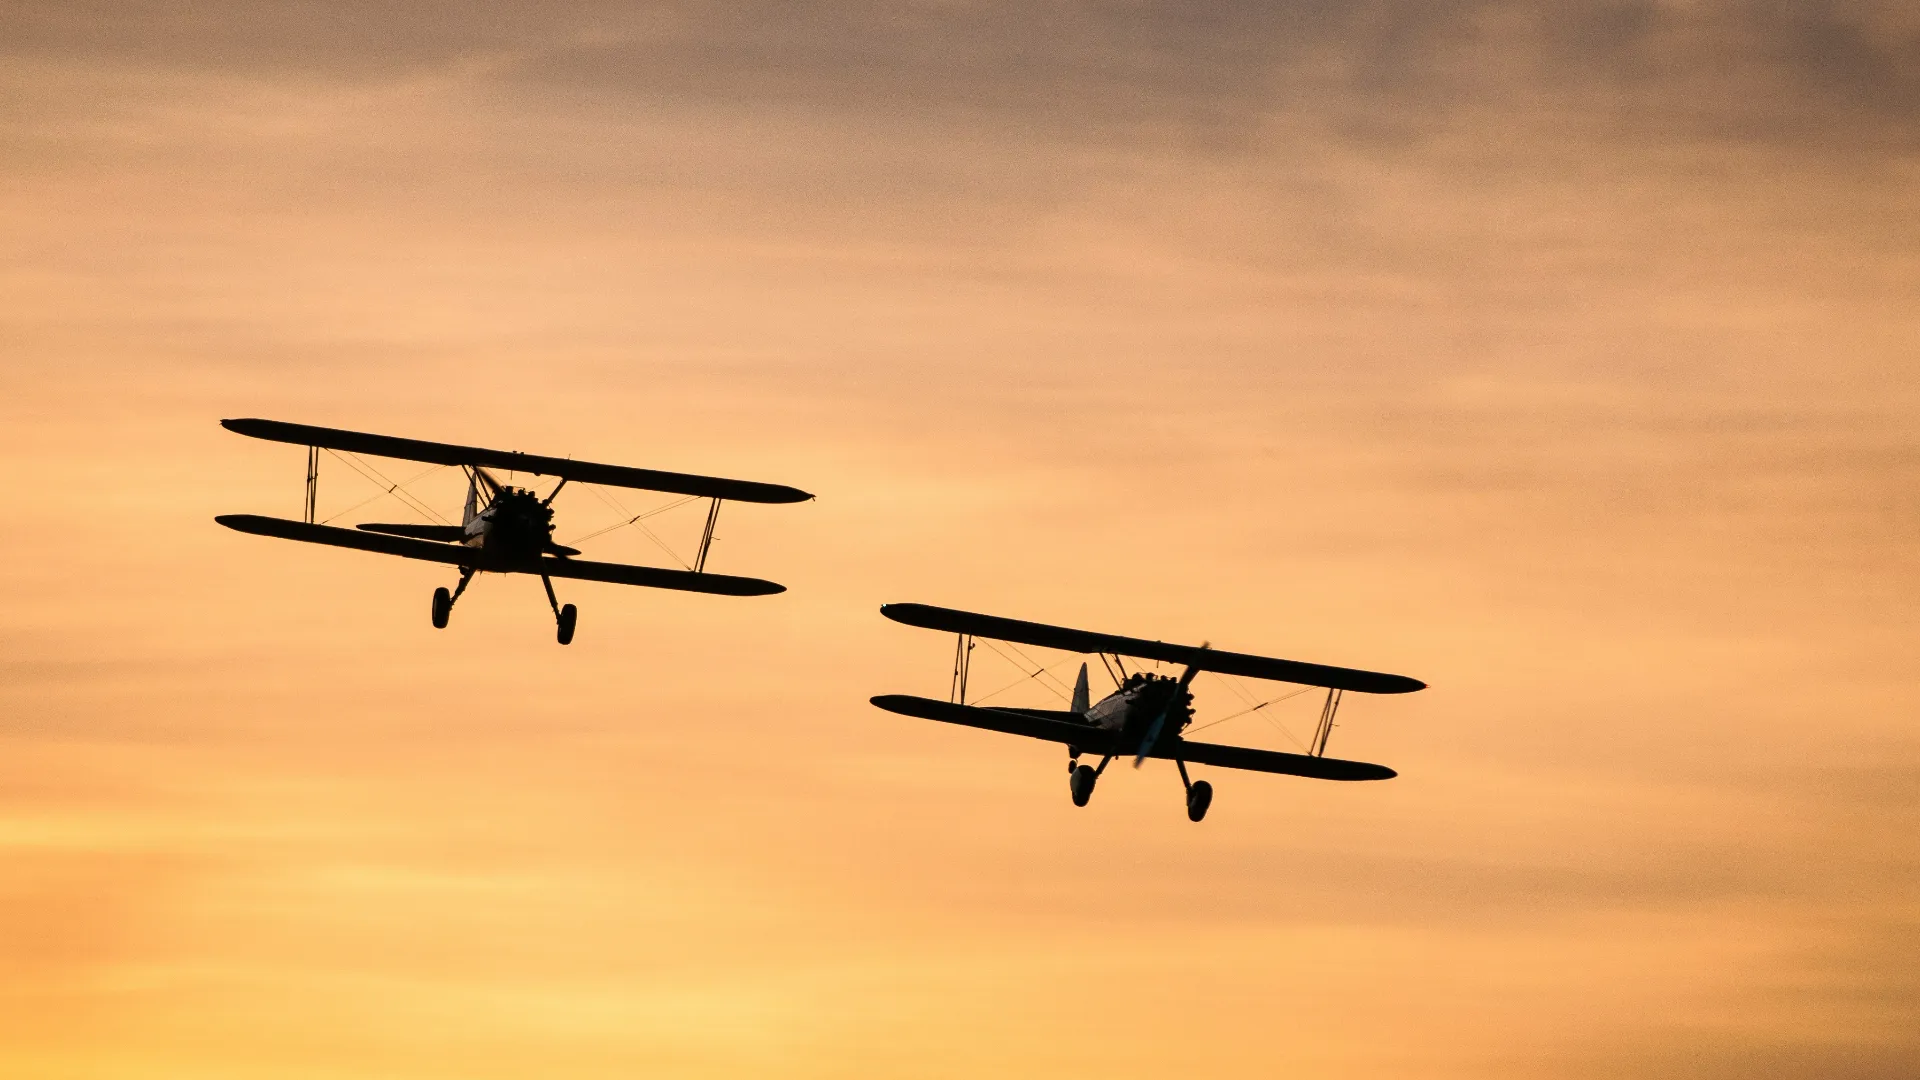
[3,3,1918,1077]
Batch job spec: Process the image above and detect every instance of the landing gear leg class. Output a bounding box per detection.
[1176,759,1213,823]
[542,574,577,645]
[432,567,476,629]
[1070,754,1111,807]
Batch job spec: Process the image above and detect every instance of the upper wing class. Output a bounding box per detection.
[216,515,784,596]
[1148,739,1397,781]
[880,603,1425,694]
[222,418,813,504]
[870,694,1117,751]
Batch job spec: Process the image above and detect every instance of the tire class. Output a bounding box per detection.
[431,587,451,629]
[1070,764,1098,807]
[1186,780,1213,822]
[556,603,578,645]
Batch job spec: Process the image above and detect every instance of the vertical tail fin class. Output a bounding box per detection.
[462,468,479,527]
[1071,662,1090,716]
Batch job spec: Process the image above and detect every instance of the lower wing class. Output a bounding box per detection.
[870,694,1393,781]
[216,514,784,596]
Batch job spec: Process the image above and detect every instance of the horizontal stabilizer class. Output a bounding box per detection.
[870,694,1115,751]
[357,523,466,543]
[216,515,784,596]
[880,603,1425,694]
[222,418,813,504]
[1150,739,1396,781]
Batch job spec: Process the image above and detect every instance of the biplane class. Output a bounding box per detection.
[871,603,1424,821]
[215,419,811,643]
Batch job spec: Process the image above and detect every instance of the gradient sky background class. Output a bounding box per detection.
[3,3,1918,1077]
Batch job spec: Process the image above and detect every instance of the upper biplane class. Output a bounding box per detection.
[216,418,811,644]
[871,603,1424,821]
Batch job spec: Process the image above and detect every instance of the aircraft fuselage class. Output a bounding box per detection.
[1081,673,1194,754]
[464,487,556,563]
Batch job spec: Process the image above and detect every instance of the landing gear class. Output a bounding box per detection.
[1070,765,1097,806]
[1069,754,1111,807]
[541,574,577,646]
[431,568,475,630]
[1176,758,1212,822]
[1185,780,1213,822]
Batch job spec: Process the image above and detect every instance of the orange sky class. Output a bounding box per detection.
[3,4,1918,1077]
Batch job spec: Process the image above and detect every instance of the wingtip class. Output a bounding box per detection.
[722,577,787,597]
[714,576,787,591]
[214,513,278,534]
[1323,758,1399,781]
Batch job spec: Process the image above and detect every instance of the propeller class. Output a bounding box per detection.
[469,466,504,499]
[1134,648,1205,768]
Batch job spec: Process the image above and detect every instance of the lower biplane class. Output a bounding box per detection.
[216,419,811,643]
[871,603,1424,821]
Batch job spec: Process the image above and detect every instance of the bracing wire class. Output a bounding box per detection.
[319,463,448,525]
[964,639,1079,705]
[630,518,691,569]
[969,646,1088,706]
[566,494,703,545]
[576,485,696,568]
[995,639,1079,698]
[324,451,452,524]
[1204,669,1264,710]
[1184,684,1317,752]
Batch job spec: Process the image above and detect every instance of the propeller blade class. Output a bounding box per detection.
[470,466,503,498]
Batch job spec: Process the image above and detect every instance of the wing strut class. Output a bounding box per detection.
[694,499,723,572]
[1310,688,1344,757]
[950,633,974,704]
[304,445,319,524]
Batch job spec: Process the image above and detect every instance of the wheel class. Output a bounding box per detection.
[556,603,577,645]
[1070,764,1098,807]
[431,587,451,629]
[1186,780,1213,822]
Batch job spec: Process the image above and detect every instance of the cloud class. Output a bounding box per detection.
[7,2,1919,155]
[0,4,1916,1077]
